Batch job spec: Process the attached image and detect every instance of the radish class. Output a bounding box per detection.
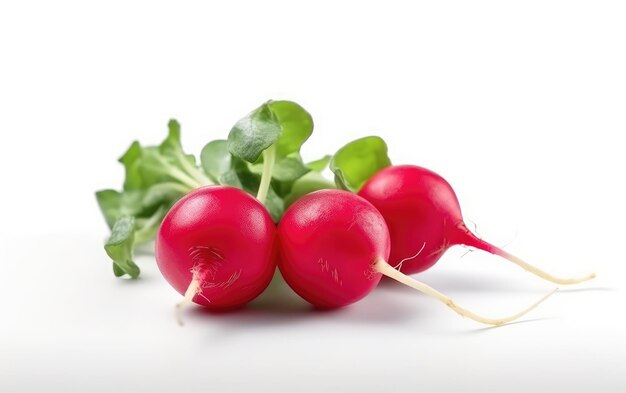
[152,99,315,324]
[358,165,595,284]
[156,185,276,324]
[278,189,554,326]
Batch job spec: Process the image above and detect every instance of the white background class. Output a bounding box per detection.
[1,1,625,392]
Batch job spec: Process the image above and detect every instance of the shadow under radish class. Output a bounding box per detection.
[188,270,423,341]
[376,270,544,294]
[459,317,557,336]
[557,286,614,294]
[376,269,610,296]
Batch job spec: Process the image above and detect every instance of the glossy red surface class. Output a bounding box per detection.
[278,190,390,308]
[359,165,465,275]
[156,186,276,309]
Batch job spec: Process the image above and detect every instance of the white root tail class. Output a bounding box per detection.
[176,278,201,326]
[374,258,556,326]
[501,252,596,285]
[458,228,596,285]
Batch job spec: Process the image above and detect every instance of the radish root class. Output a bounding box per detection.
[176,278,201,326]
[394,242,426,272]
[496,250,596,285]
[457,225,596,285]
[374,258,556,326]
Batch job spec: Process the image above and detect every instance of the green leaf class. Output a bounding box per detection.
[117,120,206,194]
[218,156,284,222]
[159,119,183,154]
[283,172,336,208]
[200,140,232,182]
[264,187,284,223]
[132,147,198,190]
[306,155,331,172]
[272,155,310,182]
[219,156,251,188]
[227,103,281,162]
[134,205,169,244]
[112,264,125,277]
[269,100,314,158]
[248,154,310,182]
[218,169,243,188]
[237,170,284,222]
[98,119,206,279]
[118,143,186,191]
[241,175,284,222]
[95,189,146,229]
[158,119,209,186]
[225,100,314,212]
[159,119,200,171]
[141,183,188,208]
[270,179,293,199]
[134,148,177,185]
[119,141,144,190]
[105,216,140,279]
[96,190,123,229]
[227,100,313,163]
[330,136,391,192]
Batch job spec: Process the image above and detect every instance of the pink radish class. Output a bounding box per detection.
[156,186,276,324]
[278,189,554,326]
[358,165,595,284]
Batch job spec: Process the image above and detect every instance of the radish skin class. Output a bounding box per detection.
[359,165,595,284]
[156,186,277,323]
[278,189,553,326]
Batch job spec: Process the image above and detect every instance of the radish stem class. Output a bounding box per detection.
[168,166,202,190]
[256,144,276,203]
[176,278,201,326]
[175,150,212,186]
[374,257,556,326]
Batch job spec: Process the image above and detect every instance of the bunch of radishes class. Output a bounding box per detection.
[97,100,594,326]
